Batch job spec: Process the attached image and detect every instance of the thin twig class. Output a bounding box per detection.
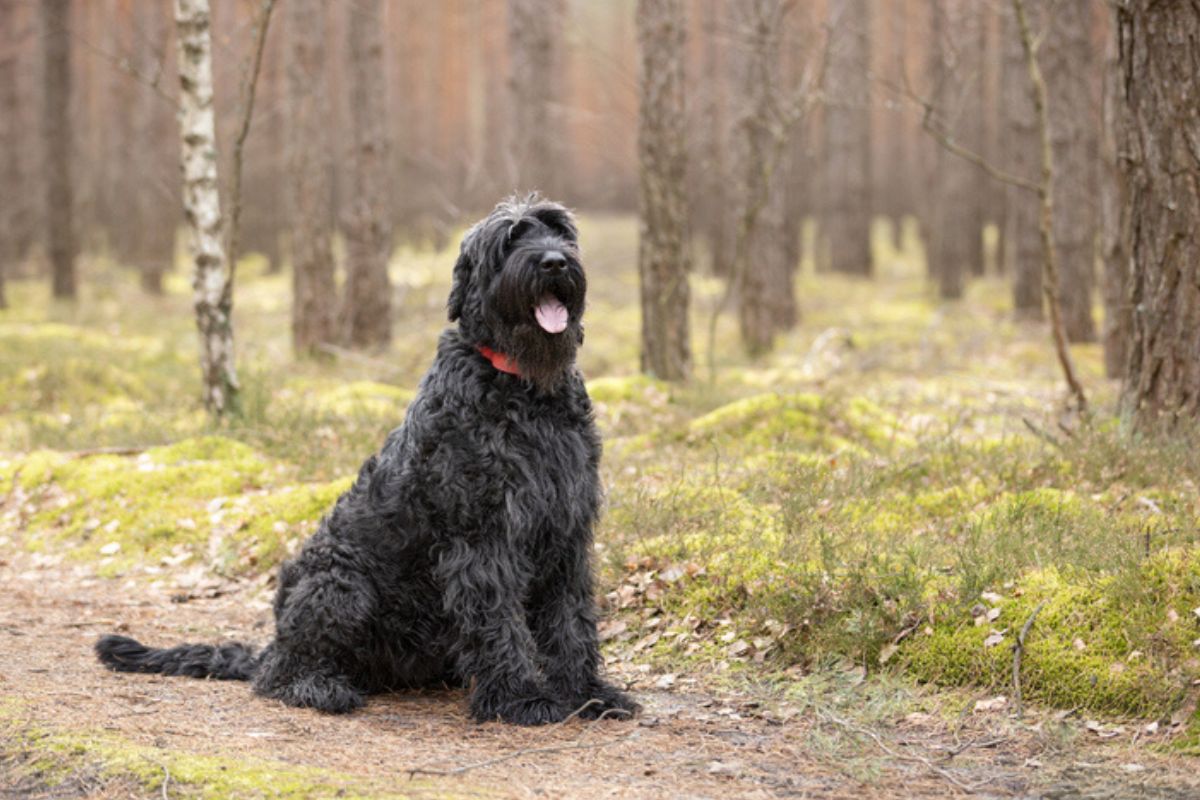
[406,720,637,778]
[819,710,980,794]
[1012,600,1047,719]
[159,762,171,800]
[874,72,1039,194]
[1021,417,1064,450]
[225,0,277,302]
[65,446,151,459]
[1011,0,1087,415]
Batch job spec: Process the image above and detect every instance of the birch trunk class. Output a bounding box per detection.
[174,0,239,415]
[636,0,690,381]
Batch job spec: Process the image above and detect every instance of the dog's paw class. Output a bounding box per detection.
[571,682,640,720]
[270,673,366,714]
[472,693,568,726]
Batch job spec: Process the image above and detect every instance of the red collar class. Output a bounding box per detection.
[476,345,522,377]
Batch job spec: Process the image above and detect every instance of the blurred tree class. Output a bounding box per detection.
[1117,1,1200,427]
[173,0,238,414]
[1012,0,1086,412]
[41,0,76,300]
[1099,16,1129,379]
[0,0,17,309]
[130,0,175,295]
[1043,0,1097,343]
[925,0,975,299]
[691,0,732,278]
[286,0,337,356]
[341,0,393,350]
[1002,4,1042,320]
[636,0,690,381]
[823,0,872,277]
[508,0,565,197]
[732,0,798,356]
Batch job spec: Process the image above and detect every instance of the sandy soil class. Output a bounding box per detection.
[2,548,1199,799]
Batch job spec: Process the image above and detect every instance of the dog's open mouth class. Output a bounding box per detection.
[534,294,569,334]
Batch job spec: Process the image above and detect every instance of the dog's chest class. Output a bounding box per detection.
[488,402,597,538]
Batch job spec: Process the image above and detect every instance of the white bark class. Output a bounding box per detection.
[174,0,239,414]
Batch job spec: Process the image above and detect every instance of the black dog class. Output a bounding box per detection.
[96,195,638,726]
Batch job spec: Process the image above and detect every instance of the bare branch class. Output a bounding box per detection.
[225,0,277,298]
[873,71,1039,194]
[1011,599,1047,718]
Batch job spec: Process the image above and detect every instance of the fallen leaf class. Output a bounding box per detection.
[983,631,1005,648]
[986,607,1001,622]
[654,673,677,690]
[974,696,1007,713]
[99,542,121,556]
[878,643,898,665]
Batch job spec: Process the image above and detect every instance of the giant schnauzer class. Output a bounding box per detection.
[95,195,638,726]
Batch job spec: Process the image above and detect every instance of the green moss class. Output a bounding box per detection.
[220,477,354,574]
[0,716,460,799]
[906,559,1200,718]
[309,381,414,418]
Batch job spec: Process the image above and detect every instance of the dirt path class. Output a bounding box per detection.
[2,550,1199,799]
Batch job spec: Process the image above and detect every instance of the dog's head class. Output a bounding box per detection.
[448,194,586,392]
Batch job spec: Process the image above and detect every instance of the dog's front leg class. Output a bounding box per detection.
[529,542,640,720]
[436,539,566,725]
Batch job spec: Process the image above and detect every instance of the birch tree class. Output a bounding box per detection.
[174,0,239,414]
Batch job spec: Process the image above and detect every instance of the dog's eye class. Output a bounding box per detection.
[506,220,532,245]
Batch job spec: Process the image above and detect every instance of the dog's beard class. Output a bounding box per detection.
[485,259,585,393]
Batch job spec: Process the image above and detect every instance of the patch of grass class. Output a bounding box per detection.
[3,213,1200,730]
[0,713,454,799]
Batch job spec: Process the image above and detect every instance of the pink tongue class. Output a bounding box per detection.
[534,297,569,334]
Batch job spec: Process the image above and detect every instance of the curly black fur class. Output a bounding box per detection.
[95,195,638,725]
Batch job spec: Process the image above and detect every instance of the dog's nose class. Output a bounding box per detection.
[540,251,566,272]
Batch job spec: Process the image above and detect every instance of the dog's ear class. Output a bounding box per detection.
[447,245,473,322]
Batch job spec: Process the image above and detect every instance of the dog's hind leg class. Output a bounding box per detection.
[436,539,567,725]
[252,539,378,714]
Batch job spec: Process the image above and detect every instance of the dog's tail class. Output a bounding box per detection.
[95,634,259,681]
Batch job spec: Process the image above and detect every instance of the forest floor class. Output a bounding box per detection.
[3,215,1200,797]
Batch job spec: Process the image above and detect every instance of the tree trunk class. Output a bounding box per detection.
[927,0,974,300]
[507,0,565,197]
[1100,19,1130,379]
[1002,4,1042,319]
[733,0,796,357]
[823,0,872,276]
[286,0,337,356]
[1043,0,1097,342]
[636,0,690,381]
[341,0,392,350]
[41,0,76,300]
[173,0,239,415]
[133,0,172,296]
[0,0,17,309]
[694,0,732,278]
[1117,1,1200,428]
